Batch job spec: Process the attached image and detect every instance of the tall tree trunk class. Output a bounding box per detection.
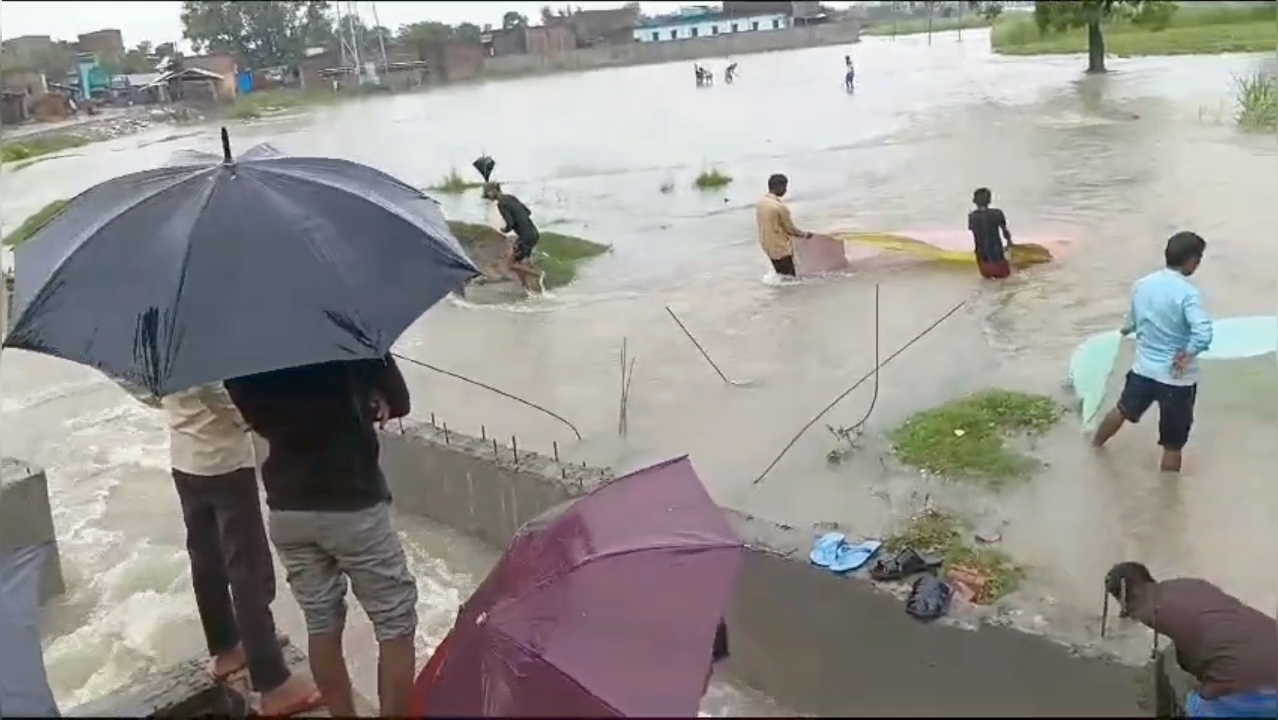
[1086,20,1106,73]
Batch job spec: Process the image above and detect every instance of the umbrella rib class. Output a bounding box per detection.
[248,160,463,256]
[19,167,212,313]
[485,628,627,717]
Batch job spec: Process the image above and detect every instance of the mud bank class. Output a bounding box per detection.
[377,421,1154,716]
[1,457,65,603]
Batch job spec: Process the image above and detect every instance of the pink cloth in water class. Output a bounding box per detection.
[793,234,849,276]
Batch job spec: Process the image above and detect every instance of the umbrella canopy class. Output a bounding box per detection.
[418,455,744,718]
[3,130,479,396]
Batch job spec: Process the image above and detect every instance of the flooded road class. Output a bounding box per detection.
[3,28,1276,705]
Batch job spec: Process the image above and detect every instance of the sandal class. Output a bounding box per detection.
[868,547,943,582]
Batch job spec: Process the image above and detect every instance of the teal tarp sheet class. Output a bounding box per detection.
[1069,316,1278,431]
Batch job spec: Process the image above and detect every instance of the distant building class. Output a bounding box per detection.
[76,29,125,64]
[182,53,239,99]
[481,24,576,58]
[1,35,55,69]
[565,6,641,47]
[633,8,790,43]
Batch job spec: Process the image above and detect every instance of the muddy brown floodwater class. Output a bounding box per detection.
[2,27,1275,710]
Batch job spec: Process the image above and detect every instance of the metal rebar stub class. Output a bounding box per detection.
[430,412,436,427]
[481,425,487,440]
[552,441,560,462]
[442,422,450,444]
[492,437,500,460]
[511,435,520,464]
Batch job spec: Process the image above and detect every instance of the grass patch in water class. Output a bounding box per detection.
[863,15,991,37]
[227,88,345,120]
[3,199,72,247]
[430,168,484,195]
[1234,70,1277,132]
[693,168,732,190]
[446,221,609,289]
[1,134,89,164]
[991,3,1277,57]
[885,508,1024,604]
[890,389,1063,484]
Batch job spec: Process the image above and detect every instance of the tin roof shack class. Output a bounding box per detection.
[483,27,528,57]
[1,68,48,98]
[181,54,238,100]
[159,67,226,105]
[110,72,164,104]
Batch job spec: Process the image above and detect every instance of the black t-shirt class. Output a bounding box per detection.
[225,356,410,512]
[497,194,538,242]
[968,207,1008,262]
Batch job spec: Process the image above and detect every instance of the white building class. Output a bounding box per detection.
[632,8,791,43]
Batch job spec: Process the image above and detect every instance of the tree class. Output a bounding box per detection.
[180,0,335,69]
[540,5,556,24]
[1034,0,1175,74]
[454,22,484,41]
[501,11,529,30]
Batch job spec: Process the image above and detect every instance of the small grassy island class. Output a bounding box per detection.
[890,389,1063,485]
[446,221,609,290]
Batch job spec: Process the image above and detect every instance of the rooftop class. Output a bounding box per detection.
[636,8,786,28]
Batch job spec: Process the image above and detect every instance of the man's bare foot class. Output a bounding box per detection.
[259,674,323,716]
[209,644,247,680]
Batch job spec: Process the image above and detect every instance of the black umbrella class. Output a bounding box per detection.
[3,128,480,396]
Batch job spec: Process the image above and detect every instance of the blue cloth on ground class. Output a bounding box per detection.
[1186,688,1278,718]
[0,541,61,718]
[809,532,881,573]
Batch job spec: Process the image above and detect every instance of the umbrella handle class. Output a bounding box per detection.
[221,127,232,163]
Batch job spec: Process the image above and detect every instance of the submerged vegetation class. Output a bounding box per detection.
[1,134,90,164]
[227,88,346,120]
[886,508,1024,604]
[3,199,71,247]
[693,168,733,190]
[890,389,1063,484]
[430,169,485,195]
[1234,70,1277,132]
[446,222,609,290]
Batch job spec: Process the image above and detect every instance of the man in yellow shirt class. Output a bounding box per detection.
[755,173,812,277]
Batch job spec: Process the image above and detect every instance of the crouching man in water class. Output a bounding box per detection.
[483,182,544,294]
[1105,562,1278,718]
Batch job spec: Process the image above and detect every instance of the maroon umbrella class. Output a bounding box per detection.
[417,455,744,718]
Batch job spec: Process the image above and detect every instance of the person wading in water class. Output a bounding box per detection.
[967,187,1012,279]
[1091,231,1212,472]
[483,183,545,294]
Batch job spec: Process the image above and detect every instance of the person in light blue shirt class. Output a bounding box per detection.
[1092,231,1213,472]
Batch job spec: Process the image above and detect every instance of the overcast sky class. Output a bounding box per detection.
[2,1,859,46]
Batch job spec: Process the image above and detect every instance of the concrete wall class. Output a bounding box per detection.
[484,20,861,77]
[377,421,1155,717]
[0,457,65,604]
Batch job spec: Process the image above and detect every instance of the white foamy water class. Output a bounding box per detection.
[1,351,783,714]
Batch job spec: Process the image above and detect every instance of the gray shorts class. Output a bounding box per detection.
[268,503,417,642]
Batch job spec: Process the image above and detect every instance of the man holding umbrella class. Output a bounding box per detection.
[2,131,482,718]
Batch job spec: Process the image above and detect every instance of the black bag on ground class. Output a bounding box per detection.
[905,575,953,622]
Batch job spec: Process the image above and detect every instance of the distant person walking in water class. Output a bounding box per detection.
[844,55,855,91]
[1091,231,1213,473]
[756,173,812,278]
[483,182,544,294]
[967,187,1012,279]
[163,384,320,716]
[1103,562,1277,717]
